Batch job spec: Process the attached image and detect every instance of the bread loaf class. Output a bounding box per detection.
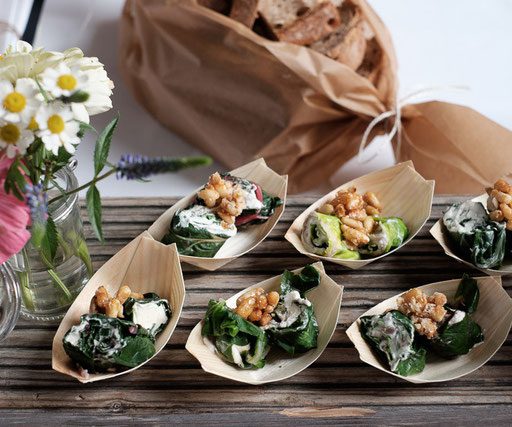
[273,2,341,46]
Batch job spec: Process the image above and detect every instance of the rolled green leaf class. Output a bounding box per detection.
[265,265,320,355]
[123,292,171,337]
[63,313,155,373]
[334,241,361,260]
[201,300,269,369]
[443,201,506,269]
[360,310,426,376]
[301,212,343,257]
[162,205,236,257]
[359,217,408,257]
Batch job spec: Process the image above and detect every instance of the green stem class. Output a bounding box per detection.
[47,269,73,301]
[48,168,116,206]
[19,248,35,311]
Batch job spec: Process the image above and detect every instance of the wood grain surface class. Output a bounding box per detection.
[1,196,511,425]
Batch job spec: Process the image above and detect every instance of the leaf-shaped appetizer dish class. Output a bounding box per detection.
[431,178,512,275]
[285,161,435,269]
[52,232,185,383]
[347,275,512,383]
[185,262,343,385]
[148,158,287,271]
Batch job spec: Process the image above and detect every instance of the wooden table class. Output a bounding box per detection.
[1,196,511,425]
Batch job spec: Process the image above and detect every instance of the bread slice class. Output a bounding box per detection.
[197,0,232,15]
[230,0,260,27]
[273,2,341,46]
[258,0,325,30]
[309,0,366,70]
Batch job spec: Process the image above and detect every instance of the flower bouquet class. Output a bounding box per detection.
[0,41,210,321]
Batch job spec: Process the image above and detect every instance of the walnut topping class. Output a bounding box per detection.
[235,287,280,327]
[317,187,382,248]
[487,178,512,230]
[90,285,144,319]
[397,288,447,339]
[197,172,246,227]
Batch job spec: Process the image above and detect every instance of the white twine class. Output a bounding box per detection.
[358,85,470,164]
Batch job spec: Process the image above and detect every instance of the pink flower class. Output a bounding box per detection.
[0,155,30,264]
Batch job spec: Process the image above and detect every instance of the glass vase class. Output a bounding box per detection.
[0,262,21,341]
[9,166,92,322]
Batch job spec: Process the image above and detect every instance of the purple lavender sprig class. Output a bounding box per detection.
[24,183,49,225]
[116,154,212,180]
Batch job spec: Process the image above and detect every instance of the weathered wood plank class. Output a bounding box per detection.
[1,196,511,424]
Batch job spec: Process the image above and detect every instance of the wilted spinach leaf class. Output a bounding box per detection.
[443,201,506,269]
[63,314,155,373]
[453,275,480,314]
[360,310,426,376]
[430,310,484,358]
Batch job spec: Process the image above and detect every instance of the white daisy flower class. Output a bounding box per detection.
[64,52,113,116]
[0,78,42,124]
[35,103,80,155]
[40,62,88,98]
[0,120,35,158]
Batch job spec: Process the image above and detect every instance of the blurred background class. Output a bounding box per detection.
[3,0,512,197]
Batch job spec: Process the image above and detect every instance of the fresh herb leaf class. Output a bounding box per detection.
[94,116,118,175]
[86,184,103,242]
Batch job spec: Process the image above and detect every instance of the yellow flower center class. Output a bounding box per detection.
[47,114,65,134]
[28,117,38,131]
[57,74,77,91]
[0,123,20,144]
[3,92,26,113]
[0,55,3,61]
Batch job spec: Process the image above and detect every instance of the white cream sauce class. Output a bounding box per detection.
[242,184,263,211]
[447,310,466,326]
[367,312,413,372]
[132,301,169,332]
[64,322,86,347]
[177,205,237,237]
[264,290,311,330]
[231,344,251,367]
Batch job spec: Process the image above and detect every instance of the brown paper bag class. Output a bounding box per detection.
[119,0,512,193]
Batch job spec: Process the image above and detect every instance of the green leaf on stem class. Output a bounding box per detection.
[77,121,96,139]
[86,184,103,242]
[94,116,118,176]
[61,91,90,104]
[40,216,59,264]
[4,157,29,200]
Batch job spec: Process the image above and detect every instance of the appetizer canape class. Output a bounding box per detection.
[63,285,171,375]
[201,265,320,369]
[301,186,408,259]
[441,178,512,270]
[359,275,484,376]
[162,172,282,258]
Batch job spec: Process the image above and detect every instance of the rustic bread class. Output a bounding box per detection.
[230,0,260,27]
[274,2,341,46]
[257,0,326,30]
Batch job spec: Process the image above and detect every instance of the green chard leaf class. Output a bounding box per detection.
[280,264,320,297]
[360,310,426,376]
[453,274,480,314]
[94,116,118,175]
[431,310,484,358]
[86,184,103,242]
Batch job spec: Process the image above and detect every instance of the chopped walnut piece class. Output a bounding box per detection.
[317,186,382,247]
[235,288,280,327]
[397,288,447,339]
[197,172,247,226]
[90,285,143,319]
[488,178,512,230]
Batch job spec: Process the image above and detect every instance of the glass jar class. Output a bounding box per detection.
[0,262,21,342]
[9,166,92,322]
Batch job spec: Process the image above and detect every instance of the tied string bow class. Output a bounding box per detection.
[358,85,470,163]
